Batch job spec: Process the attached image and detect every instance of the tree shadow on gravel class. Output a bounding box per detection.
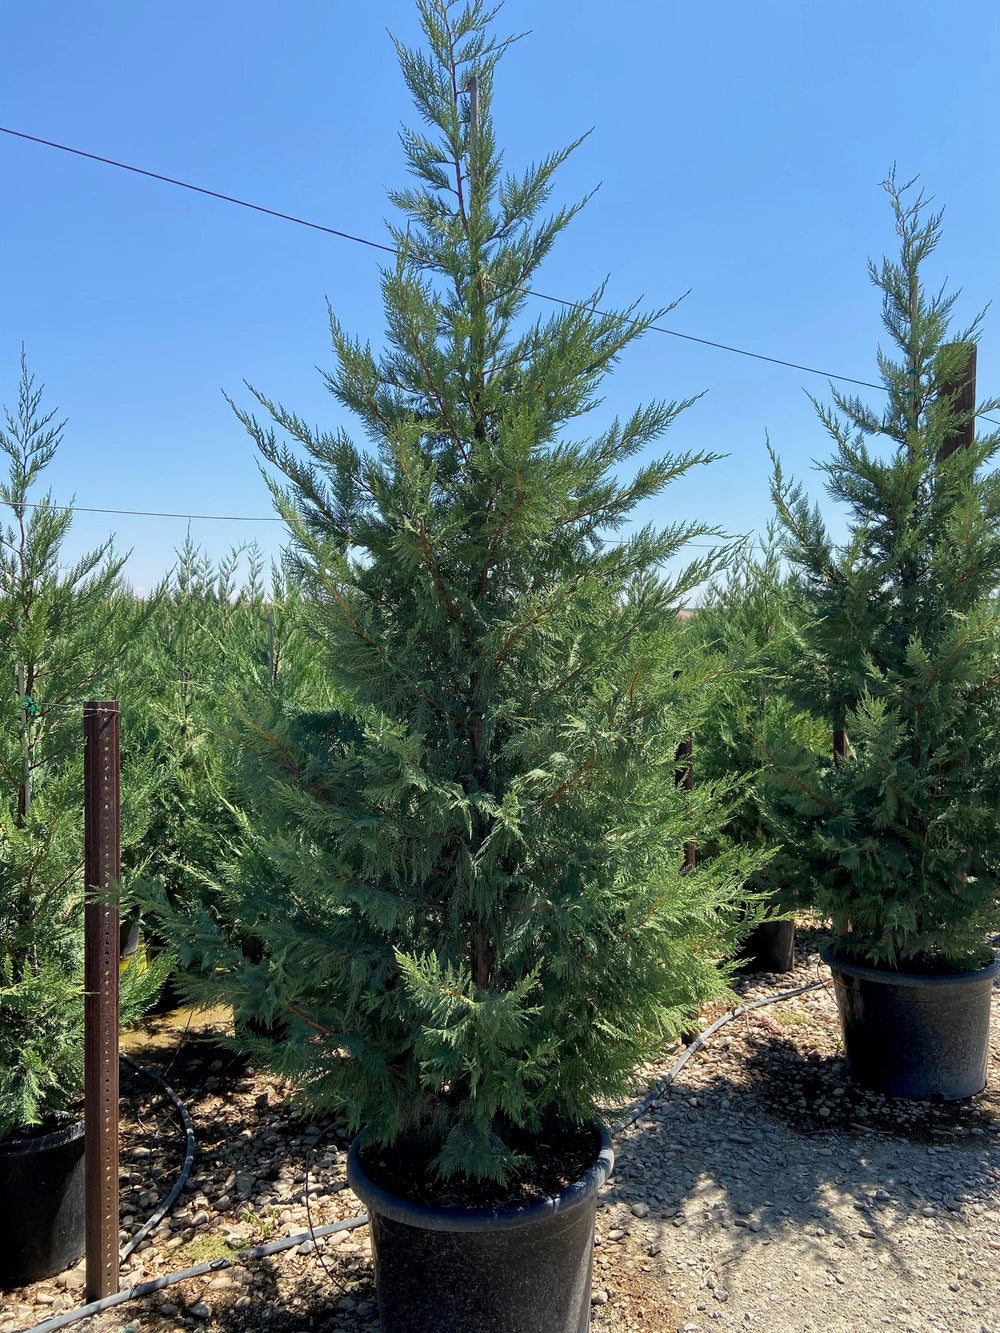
[198,1262,379,1333]
[599,998,1000,1314]
[741,1030,1000,1144]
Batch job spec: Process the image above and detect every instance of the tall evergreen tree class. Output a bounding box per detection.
[161,0,759,1184]
[0,355,160,1140]
[128,541,268,908]
[769,176,1000,971]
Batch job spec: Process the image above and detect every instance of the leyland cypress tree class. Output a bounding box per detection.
[164,0,758,1183]
[769,176,1000,971]
[0,356,161,1140]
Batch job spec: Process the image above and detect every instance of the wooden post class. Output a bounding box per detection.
[937,342,977,463]
[84,701,120,1302]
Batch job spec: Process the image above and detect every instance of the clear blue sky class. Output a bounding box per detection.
[3,0,998,591]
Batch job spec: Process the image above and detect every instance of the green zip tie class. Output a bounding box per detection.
[22,694,37,716]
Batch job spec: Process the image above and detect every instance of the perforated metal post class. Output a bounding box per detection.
[84,701,120,1301]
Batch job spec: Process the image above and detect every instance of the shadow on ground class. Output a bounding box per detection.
[595,967,1000,1328]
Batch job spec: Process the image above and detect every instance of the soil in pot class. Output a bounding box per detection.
[0,1119,85,1289]
[347,1121,614,1333]
[824,945,1000,1100]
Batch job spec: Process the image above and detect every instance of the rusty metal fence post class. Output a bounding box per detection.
[84,701,120,1301]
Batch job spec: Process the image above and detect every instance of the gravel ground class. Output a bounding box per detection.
[3,930,999,1333]
[594,931,1000,1333]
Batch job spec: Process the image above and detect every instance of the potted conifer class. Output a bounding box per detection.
[0,357,160,1288]
[157,3,762,1329]
[769,176,1000,1099]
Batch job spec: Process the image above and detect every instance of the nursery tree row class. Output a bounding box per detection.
[1,0,998,1193]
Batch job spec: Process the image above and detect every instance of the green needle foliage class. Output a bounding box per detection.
[127,541,270,913]
[0,356,162,1141]
[694,530,824,911]
[160,0,759,1184]
[769,175,1000,972]
[124,539,325,993]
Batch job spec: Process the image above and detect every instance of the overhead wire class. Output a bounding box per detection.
[0,127,398,258]
[1,108,997,559]
[4,124,997,423]
[0,497,281,522]
[0,495,755,548]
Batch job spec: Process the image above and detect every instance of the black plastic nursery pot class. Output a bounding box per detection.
[739,918,795,974]
[346,1124,615,1333]
[119,917,141,961]
[823,947,1000,1100]
[0,1119,85,1289]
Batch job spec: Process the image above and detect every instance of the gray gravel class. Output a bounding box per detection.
[592,940,1000,1333]
[3,937,999,1333]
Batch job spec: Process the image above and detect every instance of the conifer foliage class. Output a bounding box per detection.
[165,0,757,1183]
[695,532,822,907]
[770,177,1000,971]
[0,356,160,1140]
[125,541,317,923]
[125,540,325,1008]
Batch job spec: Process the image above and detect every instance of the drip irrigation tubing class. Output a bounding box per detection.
[17,974,830,1333]
[303,1125,354,1301]
[118,1054,197,1262]
[615,977,830,1131]
[20,1216,371,1333]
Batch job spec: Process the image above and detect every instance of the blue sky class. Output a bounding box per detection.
[2,0,999,591]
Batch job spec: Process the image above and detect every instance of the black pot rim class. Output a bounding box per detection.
[0,1117,85,1159]
[822,945,1000,989]
[347,1121,614,1234]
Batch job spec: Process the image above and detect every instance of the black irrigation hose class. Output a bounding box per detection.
[303,1125,355,1301]
[119,1054,197,1262]
[614,977,831,1130]
[18,978,830,1333]
[20,1216,371,1333]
